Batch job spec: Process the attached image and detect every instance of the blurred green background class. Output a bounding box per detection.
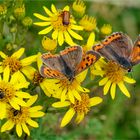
[1,0,140,139]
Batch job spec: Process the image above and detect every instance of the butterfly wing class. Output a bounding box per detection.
[41,53,65,73]
[40,65,65,79]
[93,32,133,69]
[130,35,140,65]
[60,46,83,71]
[75,50,100,75]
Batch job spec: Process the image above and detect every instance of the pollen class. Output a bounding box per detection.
[104,61,126,83]
[8,107,29,124]
[0,82,15,102]
[71,93,90,114]
[2,57,22,73]
[33,71,44,85]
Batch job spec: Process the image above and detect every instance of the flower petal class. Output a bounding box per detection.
[118,82,130,98]
[61,88,67,102]
[52,30,58,40]
[0,51,7,59]
[38,26,53,35]
[26,119,39,128]
[0,102,6,119]
[71,90,81,101]
[63,5,69,11]
[1,120,14,132]
[71,24,83,31]
[64,31,75,46]
[11,48,24,59]
[52,101,70,108]
[33,22,51,26]
[51,4,57,13]
[76,70,88,82]
[99,77,109,86]
[61,108,75,127]
[30,111,45,118]
[13,97,27,106]
[68,29,83,40]
[20,55,37,66]
[0,66,4,73]
[15,91,31,98]
[16,124,22,137]
[26,95,38,107]
[21,123,30,136]
[68,90,75,103]
[29,106,43,112]
[40,82,51,97]
[58,31,64,46]
[75,112,84,124]
[89,97,103,107]
[103,80,112,95]
[110,83,116,100]
[43,6,53,17]
[123,76,136,84]
[9,99,20,110]
[33,13,50,21]
[3,66,10,82]
[87,32,95,47]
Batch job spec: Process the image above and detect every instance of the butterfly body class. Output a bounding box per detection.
[93,32,140,71]
[40,46,100,81]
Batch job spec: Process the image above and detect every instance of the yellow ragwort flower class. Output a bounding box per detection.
[0,4,7,16]
[1,95,45,137]
[34,4,83,46]
[100,24,112,35]
[52,93,102,127]
[21,53,51,97]
[72,0,86,18]
[82,32,95,52]
[44,70,89,103]
[41,36,57,51]
[79,15,97,31]
[14,4,25,19]
[22,16,33,27]
[91,60,136,99]
[0,48,37,77]
[0,66,30,119]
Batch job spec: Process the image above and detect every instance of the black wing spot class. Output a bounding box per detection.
[86,63,89,66]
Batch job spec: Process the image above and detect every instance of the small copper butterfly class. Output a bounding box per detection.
[40,46,100,81]
[93,32,140,72]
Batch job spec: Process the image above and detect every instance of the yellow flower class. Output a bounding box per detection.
[91,60,136,99]
[79,15,97,31]
[0,4,7,16]
[0,48,37,77]
[0,66,30,119]
[41,36,57,51]
[34,4,83,46]
[44,70,89,103]
[100,24,112,35]
[83,32,95,52]
[1,95,45,137]
[52,93,103,127]
[21,53,51,97]
[14,4,25,19]
[72,0,86,18]
[22,16,33,27]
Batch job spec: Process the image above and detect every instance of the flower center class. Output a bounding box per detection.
[51,11,70,31]
[0,82,15,102]
[71,93,90,114]
[8,107,29,124]
[33,71,44,85]
[2,57,22,73]
[104,61,127,83]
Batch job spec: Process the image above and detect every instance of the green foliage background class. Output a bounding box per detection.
[0,0,140,139]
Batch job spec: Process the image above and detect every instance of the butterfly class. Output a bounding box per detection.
[40,46,100,81]
[92,32,140,72]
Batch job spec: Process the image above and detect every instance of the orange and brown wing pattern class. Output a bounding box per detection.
[75,51,100,75]
[130,35,140,65]
[40,65,65,79]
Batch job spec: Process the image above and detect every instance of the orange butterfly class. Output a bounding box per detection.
[40,46,100,81]
[93,32,140,72]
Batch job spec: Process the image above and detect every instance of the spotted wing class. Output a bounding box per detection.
[130,35,140,65]
[60,46,83,71]
[41,53,65,73]
[40,65,65,79]
[75,50,100,75]
[93,32,133,62]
